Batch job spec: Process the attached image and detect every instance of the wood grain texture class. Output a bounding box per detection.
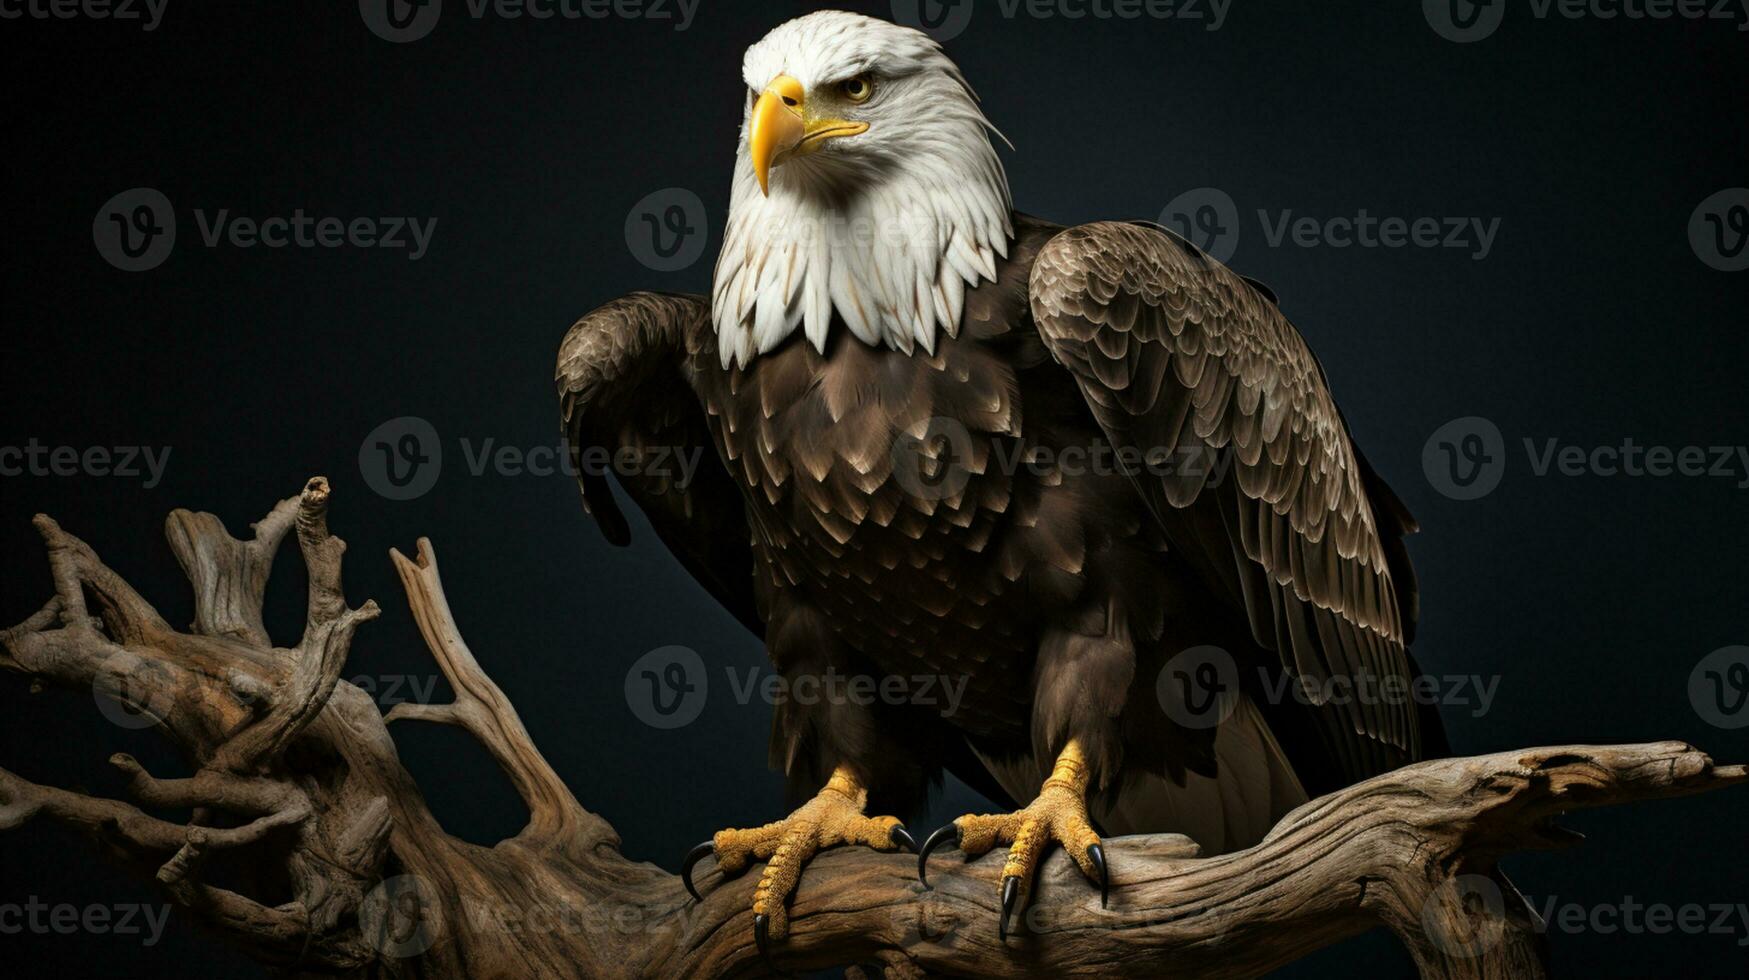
[1,482,1741,978]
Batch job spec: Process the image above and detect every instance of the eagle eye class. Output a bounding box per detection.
[840,74,874,104]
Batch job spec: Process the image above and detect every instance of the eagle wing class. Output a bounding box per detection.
[1028,221,1423,786]
[555,291,762,635]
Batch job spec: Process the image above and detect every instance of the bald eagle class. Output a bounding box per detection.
[557,10,1443,950]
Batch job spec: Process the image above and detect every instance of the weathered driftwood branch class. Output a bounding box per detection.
[0,481,1741,978]
[384,538,614,857]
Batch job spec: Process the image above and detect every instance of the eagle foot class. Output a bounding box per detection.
[677,764,913,962]
[918,739,1107,940]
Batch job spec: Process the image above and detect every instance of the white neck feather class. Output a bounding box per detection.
[710,67,1012,368]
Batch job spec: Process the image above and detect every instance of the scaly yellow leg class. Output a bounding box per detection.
[918,739,1108,940]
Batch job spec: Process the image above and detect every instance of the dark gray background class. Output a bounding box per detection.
[2,0,1745,976]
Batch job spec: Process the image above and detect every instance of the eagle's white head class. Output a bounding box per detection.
[711,11,1013,368]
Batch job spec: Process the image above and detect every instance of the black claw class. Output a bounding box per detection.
[753,913,772,963]
[680,840,714,903]
[1088,842,1109,909]
[917,824,959,890]
[890,824,917,854]
[999,876,1020,941]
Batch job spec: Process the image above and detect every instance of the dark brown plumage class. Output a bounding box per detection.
[558,215,1442,852]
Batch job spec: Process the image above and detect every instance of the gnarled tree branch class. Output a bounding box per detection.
[1,481,1741,979]
[385,537,612,857]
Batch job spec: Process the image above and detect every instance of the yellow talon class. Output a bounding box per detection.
[932,739,1109,939]
[688,764,910,954]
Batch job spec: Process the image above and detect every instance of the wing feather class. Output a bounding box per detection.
[1030,222,1423,783]
[555,291,761,635]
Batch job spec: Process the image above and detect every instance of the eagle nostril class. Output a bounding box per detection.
[781,95,799,107]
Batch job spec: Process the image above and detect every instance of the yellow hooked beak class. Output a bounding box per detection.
[748,74,870,196]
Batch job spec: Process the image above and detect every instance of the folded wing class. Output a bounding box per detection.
[556,291,762,635]
[1029,222,1424,786]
